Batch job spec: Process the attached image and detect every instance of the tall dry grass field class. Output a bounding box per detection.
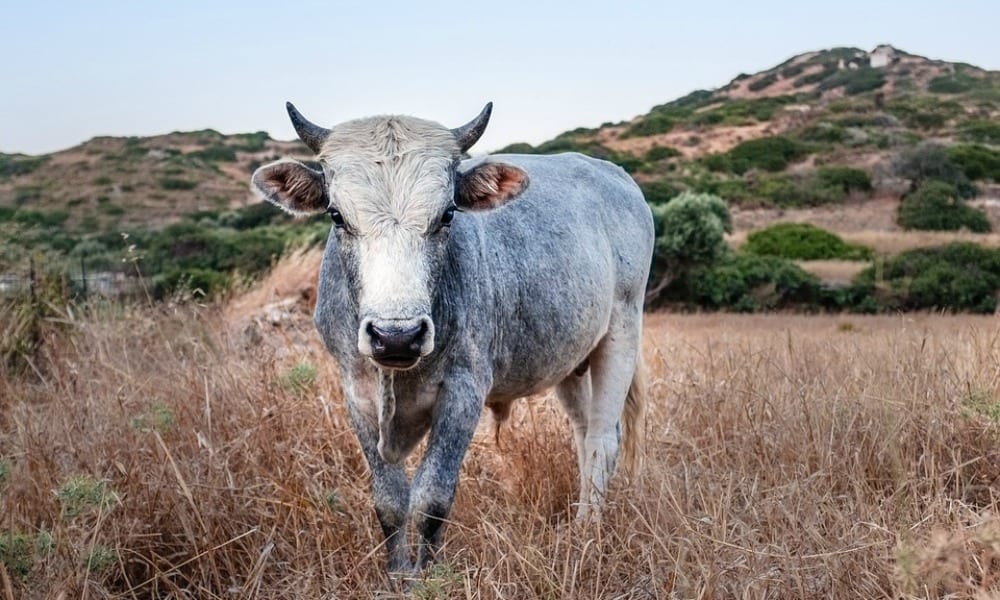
[3,264,1000,597]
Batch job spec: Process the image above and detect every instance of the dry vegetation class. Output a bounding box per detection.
[3,254,1000,598]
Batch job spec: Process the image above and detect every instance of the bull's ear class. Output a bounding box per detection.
[455,162,529,211]
[251,160,327,216]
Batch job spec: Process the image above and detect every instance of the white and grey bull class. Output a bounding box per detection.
[251,102,654,574]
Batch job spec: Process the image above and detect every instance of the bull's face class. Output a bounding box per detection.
[251,103,528,371]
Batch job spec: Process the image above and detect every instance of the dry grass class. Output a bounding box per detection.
[729,225,1000,257]
[3,266,1000,597]
[793,260,869,285]
[839,231,1000,255]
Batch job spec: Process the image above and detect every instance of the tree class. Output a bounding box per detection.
[646,191,732,304]
[891,142,978,198]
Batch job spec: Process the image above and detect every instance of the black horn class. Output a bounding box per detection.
[286,101,330,154]
[451,102,493,153]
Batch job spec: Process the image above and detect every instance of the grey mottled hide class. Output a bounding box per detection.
[251,108,653,576]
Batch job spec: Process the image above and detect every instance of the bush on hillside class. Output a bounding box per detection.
[644,145,682,162]
[639,180,682,205]
[891,143,977,198]
[158,177,198,191]
[496,142,536,154]
[961,120,1000,145]
[681,253,824,312]
[797,123,847,144]
[743,223,873,260]
[622,111,680,138]
[188,145,238,163]
[647,191,732,304]
[748,73,778,92]
[748,169,869,208]
[818,68,886,95]
[896,181,990,232]
[853,243,1000,313]
[689,96,797,127]
[886,97,962,131]
[816,166,872,194]
[0,155,48,178]
[707,136,810,174]
[947,144,1000,182]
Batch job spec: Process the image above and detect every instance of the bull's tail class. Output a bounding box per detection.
[619,353,647,479]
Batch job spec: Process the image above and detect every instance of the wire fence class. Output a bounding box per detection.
[0,257,143,299]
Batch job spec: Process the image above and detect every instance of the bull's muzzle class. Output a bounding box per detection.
[359,317,434,370]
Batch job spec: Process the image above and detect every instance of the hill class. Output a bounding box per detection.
[499,45,1000,218]
[1,130,308,231]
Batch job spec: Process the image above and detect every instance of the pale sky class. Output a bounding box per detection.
[1,0,997,156]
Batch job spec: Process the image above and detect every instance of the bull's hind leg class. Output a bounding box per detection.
[576,305,643,520]
[555,367,592,496]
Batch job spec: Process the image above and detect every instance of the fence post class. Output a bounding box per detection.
[29,256,36,302]
[80,251,87,297]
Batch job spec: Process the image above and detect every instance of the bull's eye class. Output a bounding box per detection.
[327,207,345,228]
[440,206,456,226]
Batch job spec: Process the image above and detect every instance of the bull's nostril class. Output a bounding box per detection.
[366,323,386,351]
[367,321,427,361]
[408,321,428,353]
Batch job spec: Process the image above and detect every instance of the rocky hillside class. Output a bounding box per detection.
[1,130,309,232]
[499,45,1000,219]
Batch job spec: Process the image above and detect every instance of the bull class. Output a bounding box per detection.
[251,102,654,575]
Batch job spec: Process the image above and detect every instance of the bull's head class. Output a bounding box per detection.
[251,103,528,370]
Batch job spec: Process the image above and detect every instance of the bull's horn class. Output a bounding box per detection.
[286,102,330,154]
[451,102,493,153]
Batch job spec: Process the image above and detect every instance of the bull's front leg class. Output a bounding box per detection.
[409,376,483,568]
[344,395,412,574]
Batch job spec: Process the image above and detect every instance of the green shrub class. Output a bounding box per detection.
[496,142,536,154]
[817,68,886,95]
[682,253,823,312]
[158,177,198,191]
[752,173,845,207]
[948,144,1000,181]
[928,74,972,94]
[854,243,1000,312]
[0,533,34,577]
[219,202,289,230]
[897,181,990,232]
[622,112,680,138]
[228,131,270,152]
[886,97,962,130]
[781,64,805,78]
[57,475,118,517]
[961,120,1000,144]
[12,209,69,227]
[93,175,112,185]
[189,145,237,162]
[794,62,838,87]
[98,201,125,216]
[892,143,977,198]
[717,136,810,174]
[644,145,682,161]
[0,154,48,178]
[816,166,872,193]
[744,223,873,260]
[647,191,732,304]
[639,180,682,205]
[797,123,847,144]
[151,267,231,299]
[688,96,796,126]
[748,73,778,92]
